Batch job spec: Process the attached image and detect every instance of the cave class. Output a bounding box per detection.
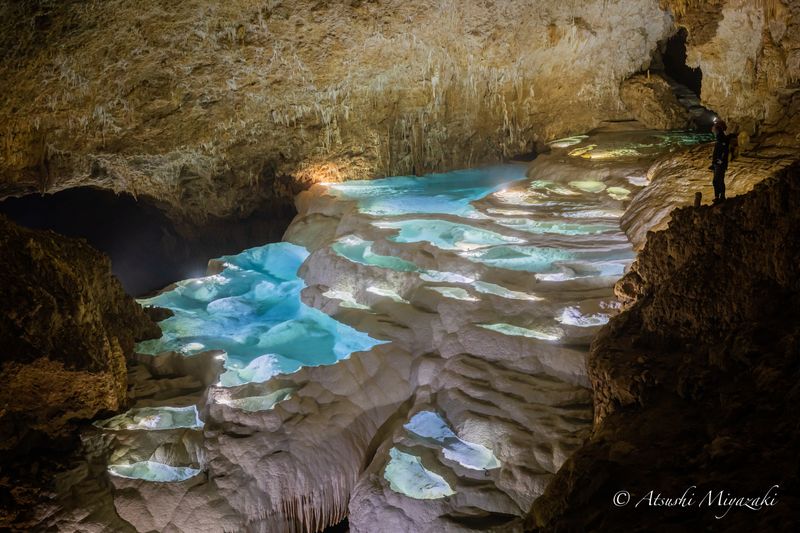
[0,188,293,296]
[662,27,703,97]
[1,1,799,532]
[1,188,202,297]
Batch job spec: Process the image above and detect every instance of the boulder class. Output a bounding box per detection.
[620,72,690,130]
[0,214,159,527]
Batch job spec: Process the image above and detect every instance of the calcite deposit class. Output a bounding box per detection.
[663,0,800,145]
[622,142,797,248]
[2,0,799,531]
[19,126,718,533]
[2,1,796,231]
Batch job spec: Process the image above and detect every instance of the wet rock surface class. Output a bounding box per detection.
[0,1,796,524]
[0,215,158,528]
[529,161,800,531]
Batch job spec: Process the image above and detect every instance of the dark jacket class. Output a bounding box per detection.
[712,131,731,169]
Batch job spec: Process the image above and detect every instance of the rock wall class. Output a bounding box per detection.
[663,0,800,144]
[0,214,159,528]
[620,72,690,129]
[0,0,674,225]
[528,161,800,530]
[1,1,798,229]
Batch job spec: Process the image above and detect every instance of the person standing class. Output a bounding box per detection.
[710,119,731,203]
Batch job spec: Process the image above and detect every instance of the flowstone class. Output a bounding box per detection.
[78,128,710,533]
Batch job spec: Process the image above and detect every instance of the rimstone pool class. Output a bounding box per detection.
[91,128,712,532]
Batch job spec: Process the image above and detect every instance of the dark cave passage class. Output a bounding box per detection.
[322,517,349,533]
[663,28,702,97]
[0,188,294,296]
[652,26,717,131]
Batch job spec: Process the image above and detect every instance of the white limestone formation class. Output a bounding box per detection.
[66,126,715,533]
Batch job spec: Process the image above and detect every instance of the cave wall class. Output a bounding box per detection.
[0,214,159,528]
[1,0,675,225]
[528,161,800,531]
[664,0,800,144]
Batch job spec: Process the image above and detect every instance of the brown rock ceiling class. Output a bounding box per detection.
[2,1,796,227]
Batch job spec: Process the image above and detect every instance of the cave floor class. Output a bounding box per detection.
[50,127,714,533]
